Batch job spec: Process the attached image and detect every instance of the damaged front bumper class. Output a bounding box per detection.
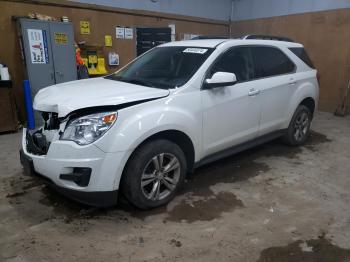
[19,128,126,207]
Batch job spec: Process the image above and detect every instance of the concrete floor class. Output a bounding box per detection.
[1,112,350,262]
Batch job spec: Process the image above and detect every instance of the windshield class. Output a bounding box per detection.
[105,46,214,89]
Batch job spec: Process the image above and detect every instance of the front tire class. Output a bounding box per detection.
[121,139,187,209]
[283,105,312,146]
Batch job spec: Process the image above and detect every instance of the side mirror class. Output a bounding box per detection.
[203,72,237,89]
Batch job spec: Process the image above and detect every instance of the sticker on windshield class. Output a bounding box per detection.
[183,48,208,54]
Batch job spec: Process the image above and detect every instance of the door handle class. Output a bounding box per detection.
[248,89,261,96]
[289,78,297,85]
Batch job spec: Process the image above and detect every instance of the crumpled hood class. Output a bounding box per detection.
[33,77,170,117]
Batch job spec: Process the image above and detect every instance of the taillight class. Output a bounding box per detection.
[316,72,321,85]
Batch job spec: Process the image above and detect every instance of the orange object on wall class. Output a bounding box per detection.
[75,47,84,65]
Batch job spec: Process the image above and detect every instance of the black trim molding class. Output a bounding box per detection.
[195,129,286,168]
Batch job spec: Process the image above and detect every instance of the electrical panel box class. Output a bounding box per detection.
[19,18,77,123]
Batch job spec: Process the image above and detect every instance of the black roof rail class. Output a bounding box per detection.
[242,34,295,42]
[190,36,228,40]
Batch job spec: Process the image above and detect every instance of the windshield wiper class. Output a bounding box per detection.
[105,75,170,89]
[110,77,153,88]
[122,78,155,88]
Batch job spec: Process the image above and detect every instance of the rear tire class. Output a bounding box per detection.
[283,105,312,146]
[121,139,187,209]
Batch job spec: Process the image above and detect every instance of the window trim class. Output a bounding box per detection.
[201,44,297,90]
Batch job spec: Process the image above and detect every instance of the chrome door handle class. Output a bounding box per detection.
[289,81,297,85]
[248,89,261,96]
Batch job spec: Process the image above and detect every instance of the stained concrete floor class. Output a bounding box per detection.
[0,112,350,262]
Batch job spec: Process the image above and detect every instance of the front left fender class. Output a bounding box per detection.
[94,95,202,160]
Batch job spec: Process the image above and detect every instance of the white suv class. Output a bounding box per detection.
[20,38,319,209]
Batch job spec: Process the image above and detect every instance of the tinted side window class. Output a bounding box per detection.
[209,47,254,82]
[289,47,315,69]
[252,47,295,79]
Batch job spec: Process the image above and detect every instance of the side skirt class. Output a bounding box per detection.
[194,129,286,169]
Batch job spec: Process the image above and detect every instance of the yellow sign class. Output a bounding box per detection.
[54,32,68,44]
[80,21,90,35]
[88,55,98,64]
[105,35,112,47]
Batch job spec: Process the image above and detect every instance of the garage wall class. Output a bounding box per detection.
[70,0,233,21]
[231,8,350,112]
[0,0,229,122]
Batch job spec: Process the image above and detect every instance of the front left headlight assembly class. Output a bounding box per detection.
[60,112,117,145]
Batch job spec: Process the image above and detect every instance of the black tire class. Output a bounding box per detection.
[283,105,312,146]
[121,139,187,209]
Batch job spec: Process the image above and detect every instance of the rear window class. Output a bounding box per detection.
[289,47,315,69]
[251,46,296,79]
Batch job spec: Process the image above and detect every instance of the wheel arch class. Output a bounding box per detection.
[299,97,316,115]
[139,130,195,171]
[120,129,196,185]
[284,81,318,129]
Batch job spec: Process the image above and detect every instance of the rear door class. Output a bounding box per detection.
[251,46,297,135]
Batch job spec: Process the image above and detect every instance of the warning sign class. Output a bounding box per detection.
[27,29,49,64]
[54,32,68,44]
[80,21,90,34]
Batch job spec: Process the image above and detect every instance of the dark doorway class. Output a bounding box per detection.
[136,27,171,56]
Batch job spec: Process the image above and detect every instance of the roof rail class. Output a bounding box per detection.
[190,36,228,40]
[242,35,295,42]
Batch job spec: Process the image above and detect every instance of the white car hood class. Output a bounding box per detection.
[33,78,170,117]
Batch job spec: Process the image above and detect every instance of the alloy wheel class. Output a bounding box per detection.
[141,153,181,201]
[293,112,310,142]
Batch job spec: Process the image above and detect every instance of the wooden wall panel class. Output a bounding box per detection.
[0,1,228,122]
[231,8,350,113]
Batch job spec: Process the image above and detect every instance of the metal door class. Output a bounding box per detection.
[49,22,77,84]
[136,28,171,56]
[20,18,55,98]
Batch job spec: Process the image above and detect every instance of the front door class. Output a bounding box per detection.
[202,46,261,157]
[136,28,171,56]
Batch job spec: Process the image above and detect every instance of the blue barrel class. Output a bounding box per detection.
[23,80,35,129]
